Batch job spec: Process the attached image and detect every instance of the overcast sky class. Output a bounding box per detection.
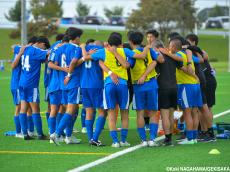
[0,0,229,24]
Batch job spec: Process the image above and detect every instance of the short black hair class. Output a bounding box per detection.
[110,32,122,39]
[170,36,187,46]
[28,36,37,44]
[167,32,180,41]
[128,31,143,45]
[86,38,95,45]
[66,27,83,40]
[108,34,122,46]
[62,35,69,43]
[123,42,131,49]
[56,34,65,41]
[146,29,159,38]
[36,36,50,49]
[186,33,199,46]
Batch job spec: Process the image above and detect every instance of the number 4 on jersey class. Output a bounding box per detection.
[21,55,31,71]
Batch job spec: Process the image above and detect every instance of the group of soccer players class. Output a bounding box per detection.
[10,27,217,147]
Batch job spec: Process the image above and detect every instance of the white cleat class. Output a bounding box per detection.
[64,136,81,144]
[148,140,160,147]
[111,142,120,148]
[178,139,195,145]
[50,133,61,146]
[15,133,24,139]
[81,127,87,133]
[141,141,148,147]
[120,141,131,147]
[28,131,36,137]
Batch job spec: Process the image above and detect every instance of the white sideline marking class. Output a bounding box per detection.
[69,109,230,172]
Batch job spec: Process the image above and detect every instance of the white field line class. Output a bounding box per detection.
[68,109,230,172]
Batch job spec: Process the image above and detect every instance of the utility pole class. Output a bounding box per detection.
[228,0,230,72]
[21,0,27,45]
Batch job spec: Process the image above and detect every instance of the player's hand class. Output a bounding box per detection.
[80,43,86,49]
[64,76,70,85]
[187,65,193,74]
[159,48,169,55]
[19,45,28,54]
[110,73,119,85]
[63,67,69,73]
[88,49,97,55]
[137,75,146,84]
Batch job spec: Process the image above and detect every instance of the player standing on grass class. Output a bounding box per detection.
[18,36,50,140]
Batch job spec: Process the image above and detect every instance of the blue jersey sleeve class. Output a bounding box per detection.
[127,56,135,68]
[34,47,48,61]
[192,55,200,64]
[91,48,105,61]
[72,47,82,60]
[124,48,135,58]
[150,48,159,60]
[85,45,103,52]
[176,52,184,66]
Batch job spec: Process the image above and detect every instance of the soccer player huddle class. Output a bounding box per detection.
[10,27,217,148]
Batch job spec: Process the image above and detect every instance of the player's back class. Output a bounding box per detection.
[19,45,47,89]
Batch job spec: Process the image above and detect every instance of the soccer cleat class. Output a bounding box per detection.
[176,133,186,141]
[23,134,34,140]
[81,127,87,133]
[64,136,81,144]
[120,141,131,147]
[148,140,160,147]
[141,141,148,147]
[193,139,198,144]
[90,140,106,147]
[15,133,24,139]
[178,139,194,145]
[38,134,49,140]
[50,133,61,146]
[111,142,120,148]
[28,131,36,137]
[161,140,174,147]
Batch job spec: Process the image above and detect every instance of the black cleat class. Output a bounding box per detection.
[38,134,49,140]
[23,135,35,140]
[161,139,174,147]
[90,140,106,147]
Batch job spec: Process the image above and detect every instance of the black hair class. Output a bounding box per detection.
[27,36,37,44]
[86,38,95,45]
[36,36,50,49]
[186,33,199,46]
[110,32,122,39]
[167,32,180,41]
[66,27,83,40]
[62,35,70,43]
[128,31,144,45]
[123,42,131,49]
[170,36,187,46]
[56,34,65,41]
[146,29,159,38]
[108,34,122,46]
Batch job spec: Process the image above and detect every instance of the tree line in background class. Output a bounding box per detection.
[5,0,229,41]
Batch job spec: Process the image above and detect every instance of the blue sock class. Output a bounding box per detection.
[178,123,185,131]
[186,130,193,141]
[193,130,198,140]
[81,108,86,128]
[48,116,56,135]
[19,113,27,135]
[150,123,158,140]
[32,113,43,136]
[110,130,119,143]
[56,113,72,136]
[46,112,50,128]
[85,119,94,140]
[121,128,128,143]
[56,113,63,131]
[137,128,146,141]
[92,116,106,141]
[14,116,21,134]
[27,115,34,132]
[65,114,77,137]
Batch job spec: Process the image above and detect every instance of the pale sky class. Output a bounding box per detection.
[0,0,229,24]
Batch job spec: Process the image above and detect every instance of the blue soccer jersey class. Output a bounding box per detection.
[11,45,21,90]
[81,45,104,89]
[59,43,82,90]
[19,46,48,89]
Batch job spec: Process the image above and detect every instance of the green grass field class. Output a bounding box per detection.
[0,28,230,171]
[0,65,230,171]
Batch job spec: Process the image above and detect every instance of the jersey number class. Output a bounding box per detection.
[21,55,31,71]
[61,54,67,67]
[85,61,92,68]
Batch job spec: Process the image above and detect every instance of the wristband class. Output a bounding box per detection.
[67,73,72,77]
[108,71,112,76]
[82,57,85,61]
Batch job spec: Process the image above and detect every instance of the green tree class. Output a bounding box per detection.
[104,6,123,18]
[209,5,228,17]
[5,0,21,22]
[76,0,90,17]
[30,0,63,21]
[126,0,196,40]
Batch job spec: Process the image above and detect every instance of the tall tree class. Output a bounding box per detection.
[104,6,123,19]
[76,0,90,17]
[5,0,21,22]
[209,5,228,17]
[30,0,63,21]
[126,0,196,40]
